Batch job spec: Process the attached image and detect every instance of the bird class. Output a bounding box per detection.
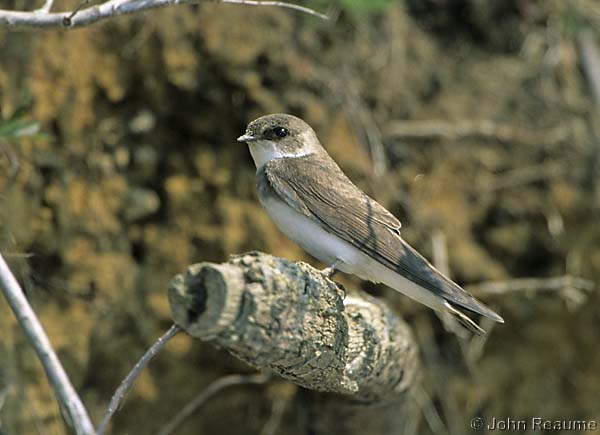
[237,114,503,335]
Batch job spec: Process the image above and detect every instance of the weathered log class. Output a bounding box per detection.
[169,251,421,434]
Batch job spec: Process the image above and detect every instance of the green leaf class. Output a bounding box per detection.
[0,119,40,139]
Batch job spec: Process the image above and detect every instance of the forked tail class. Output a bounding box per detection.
[443,300,486,336]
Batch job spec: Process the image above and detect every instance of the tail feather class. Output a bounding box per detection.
[443,300,486,336]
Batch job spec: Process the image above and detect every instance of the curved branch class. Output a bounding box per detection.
[0,254,95,435]
[156,373,272,435]
[0,0,329,29]
[97,324,182,435]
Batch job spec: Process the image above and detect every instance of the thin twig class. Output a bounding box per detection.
[334,69,388,177]
[481,161,565,192]
[156,373,272,435]
[2,252,35,258]
[0,383,13,414]
[97,324,182,435]
[0,254,95,435]
[430,231,495,366]
[431,229,449,277]
[412,386,448,435]
[259,389,290,435]
[63,0,92,25]
[461,317,495,371]
[217,0,329,20]
[36,0,56,13]
[385,119,569,146]
[430,230,474,338]
[467,275,595,296]
[577,29,600,110]
[0,0,329,29]
[1,145,20,184]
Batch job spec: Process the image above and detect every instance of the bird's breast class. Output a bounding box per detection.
[256,164,382,281]
[259,194,365,271]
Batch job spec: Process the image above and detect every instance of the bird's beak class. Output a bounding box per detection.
[237,134,257,143]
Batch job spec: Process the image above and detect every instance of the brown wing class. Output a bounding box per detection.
[263,155,503,322]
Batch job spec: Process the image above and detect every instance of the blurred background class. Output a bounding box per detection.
[1,0,600,433]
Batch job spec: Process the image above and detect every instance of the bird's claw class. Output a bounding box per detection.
[321,259,342,279]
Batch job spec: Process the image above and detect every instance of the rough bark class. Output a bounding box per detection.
[168,251,421,434]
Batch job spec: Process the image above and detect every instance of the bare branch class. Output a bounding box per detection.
[413,386,448,435]
[63,0,93,24]
[385,119,569,146]
[1,145,20,184]
[97,323,182,435]
[0,383,14,414]
[466,275,595,296]
[36,0,56,13]
[429,230,474,338]
[577,29,600,110]
[156,373,272,435]
[330,69,388,176]
[431,229,449,277]
[259,385,292,435]
[481,161,565,192]
[0,254,95,435]
[0,0,329,29]
[1,252,35,258]
[218,0,329,20]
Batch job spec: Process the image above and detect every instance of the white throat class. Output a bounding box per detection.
[248,137,314,169]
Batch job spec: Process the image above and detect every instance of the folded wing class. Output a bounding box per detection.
[263,156,503,322]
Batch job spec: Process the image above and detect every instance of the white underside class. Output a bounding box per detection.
[261,195,446,312]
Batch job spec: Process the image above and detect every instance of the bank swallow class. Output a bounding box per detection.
[238,114,503,334]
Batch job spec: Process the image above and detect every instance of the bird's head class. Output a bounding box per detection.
[237,114,322,168]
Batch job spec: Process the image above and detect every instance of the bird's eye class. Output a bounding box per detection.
[273,127,288,138]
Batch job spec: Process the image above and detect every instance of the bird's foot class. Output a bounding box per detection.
[321,259,342,279]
